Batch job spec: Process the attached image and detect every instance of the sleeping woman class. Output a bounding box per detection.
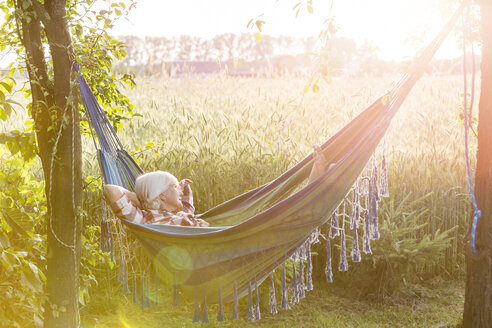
[104,145,333,227]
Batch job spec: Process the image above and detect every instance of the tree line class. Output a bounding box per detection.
[114,33,477,76]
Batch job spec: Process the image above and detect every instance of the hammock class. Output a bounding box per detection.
[77,3,463,321]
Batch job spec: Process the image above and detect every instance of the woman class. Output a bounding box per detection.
[104,145,333,227]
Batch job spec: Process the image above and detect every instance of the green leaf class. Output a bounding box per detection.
[1,208,31,237]
[2,102,12,117]
[1,250,20,267]
[246,18,253,28]
[255,20,264,32]
[0,108,7,121]
[0,80,13,93]
[0,232,11,248]
[20,269,43,292]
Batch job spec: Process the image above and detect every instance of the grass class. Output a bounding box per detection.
[80,278,465,327]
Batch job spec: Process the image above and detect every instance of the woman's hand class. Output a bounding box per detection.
[308,145,335,183]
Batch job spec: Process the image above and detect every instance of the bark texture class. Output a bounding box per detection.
[16,0,82,327]
[463,1,492,327]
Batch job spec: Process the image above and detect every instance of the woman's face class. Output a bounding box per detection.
[161,182,183,212]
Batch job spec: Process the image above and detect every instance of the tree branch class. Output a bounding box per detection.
[32,0,51,26]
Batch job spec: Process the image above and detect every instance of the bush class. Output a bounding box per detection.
[327,192,457,300]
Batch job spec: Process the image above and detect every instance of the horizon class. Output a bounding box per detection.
[111,0,463,61]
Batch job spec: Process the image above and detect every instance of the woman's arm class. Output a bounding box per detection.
[103,184,125,204]
[103,184,141,207]
[103,184,146,224]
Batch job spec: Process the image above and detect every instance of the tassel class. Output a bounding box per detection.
[172,272,179,308]
[363,209,372,254]
[120,260,130,295]
[339,227,348,271]
[298,243,306,261]
[132,272,138,303]
[351,187,360,230]
[100,199,112,253]
[369,165,380,240]
[298,258,305,299]
[306,242,313,291]
[217,285,225,322]
[233,280,239,320]
[329,208,340,238]
[380,151,389,197]
[110,245,115,263]
[290,249,299,262]
[123,277,131,295]
[246,281,254,320]
[269,274,278,314]
[173,284,180,308]
[193,287,200,323]
[117,254,124,283]
[140,275,145,310]
[351,226,361,262]
[145,275,152,309]
[254,280,261,320]
[310,228,320,244]
[201,286,209,323]
[154,268,159,306]
[101,187,107,221]
[373,160,379,198]
[325,238,333,283]
[290,261,298,304]
[281,264,290,309]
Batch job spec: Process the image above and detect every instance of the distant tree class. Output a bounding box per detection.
[176,35,194,61]
[196,38,214,61]
[237,33,257,61]
[253,34,274,60]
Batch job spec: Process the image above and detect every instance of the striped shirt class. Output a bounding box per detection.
[110,179,209,227]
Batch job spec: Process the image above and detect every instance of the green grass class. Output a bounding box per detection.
[81,278,464,328]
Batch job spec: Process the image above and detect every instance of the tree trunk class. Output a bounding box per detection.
[42,6,83,327]
[463,1,492,327]
[17,1,82,327]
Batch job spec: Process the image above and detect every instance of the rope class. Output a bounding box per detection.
[462,4,481,253]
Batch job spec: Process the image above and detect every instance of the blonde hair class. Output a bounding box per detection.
[135,171,178,210]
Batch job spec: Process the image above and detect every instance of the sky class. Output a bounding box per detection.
[111,0,461,61]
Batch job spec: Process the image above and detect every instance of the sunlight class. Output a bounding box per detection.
[111,0,461,61]
[118,315,133,328]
